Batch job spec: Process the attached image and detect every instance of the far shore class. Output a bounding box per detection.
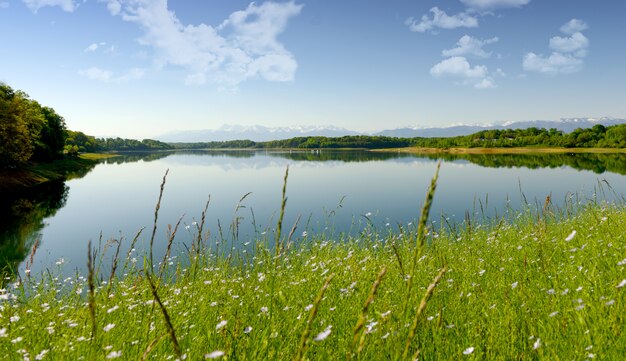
[372,146,626,155]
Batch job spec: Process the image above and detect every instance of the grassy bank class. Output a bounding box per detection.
[0,175,624,360]
[0,154,110,193]
[375,146,626,155]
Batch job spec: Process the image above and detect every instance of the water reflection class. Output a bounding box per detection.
[100,149,626,175]
[0,182,68,283]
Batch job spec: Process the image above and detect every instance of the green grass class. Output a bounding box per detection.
[1,186,625,360]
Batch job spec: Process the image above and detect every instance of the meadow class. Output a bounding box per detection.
[0,167,624,360]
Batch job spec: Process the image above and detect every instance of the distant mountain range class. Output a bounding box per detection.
[158,124,359,142]
[374,117,626,138]
[156,117,626,142]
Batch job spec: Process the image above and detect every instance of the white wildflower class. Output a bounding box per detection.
[107,305,119,314]
[35,349,49,360]
[11,336,23,343]
[533,338,541,350]
[103,323,115,332]
[244,326,252,334]
[0,328,7,337]
[216,320,228,331]
[205,351,225,359]
[565,230,576,241]
[304,304,313,312]
[511,282,518,289]
[314,326,332,341]
[617,279,626,288]
[10,315,20,323]
[463,346,474,355]
[106,351,122,359]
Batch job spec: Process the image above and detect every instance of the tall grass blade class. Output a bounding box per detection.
[295,273,333,361]
[276,166,289,257]
[149,169,169,269]
[403,266,448,359]
[403,162,440,315]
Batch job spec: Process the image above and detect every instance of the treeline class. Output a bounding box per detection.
[65,131,172,153]
[409,125,626,148]
[170,124,626,150]
[0,83,67,168]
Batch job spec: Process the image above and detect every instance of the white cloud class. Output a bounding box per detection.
[430,56,488,78]
[430,56,498,89]
[21,0,77,12]
[549,32,588,56]
[78,67,146,82]
[560,19,588,35]
[460,0,530,11]
[84,42,107,52]
[522,52,583,74]
[474,77,496,89]
[406,7,478,33]
[442,35,498,58]
[524,18,589,75]
[103,0,303,87]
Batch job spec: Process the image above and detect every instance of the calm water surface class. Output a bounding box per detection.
[2,150,626,277]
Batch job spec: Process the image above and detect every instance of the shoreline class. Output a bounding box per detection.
[0,154,112,193]
[371,146,626,154]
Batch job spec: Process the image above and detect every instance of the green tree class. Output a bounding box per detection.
[0,84,39,167]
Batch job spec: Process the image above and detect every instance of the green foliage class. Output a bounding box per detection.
[168,124,626,151]
[0,83,67,168]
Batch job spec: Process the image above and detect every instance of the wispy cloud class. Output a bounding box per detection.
[406,7,478,33]
[523,19,589,75]
[101,0,303,87]
[78,67,113,82]
[460,0,531,11]
[85,42,107,52]
[0,2,9,9]
[78,66,145,83]
[442,35,498,58]
[21,0,78,13]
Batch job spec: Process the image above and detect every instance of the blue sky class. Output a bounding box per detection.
[1,0,625,138]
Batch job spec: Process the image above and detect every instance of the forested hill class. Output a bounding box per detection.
[170,124,626,150]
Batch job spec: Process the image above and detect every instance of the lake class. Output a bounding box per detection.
[2,150,626,279]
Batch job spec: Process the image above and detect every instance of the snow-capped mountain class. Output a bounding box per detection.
[373,117,626,138]
[157,124,360,142]
[155,118,626,142]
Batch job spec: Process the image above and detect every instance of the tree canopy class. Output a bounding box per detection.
[0,83,67,168]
